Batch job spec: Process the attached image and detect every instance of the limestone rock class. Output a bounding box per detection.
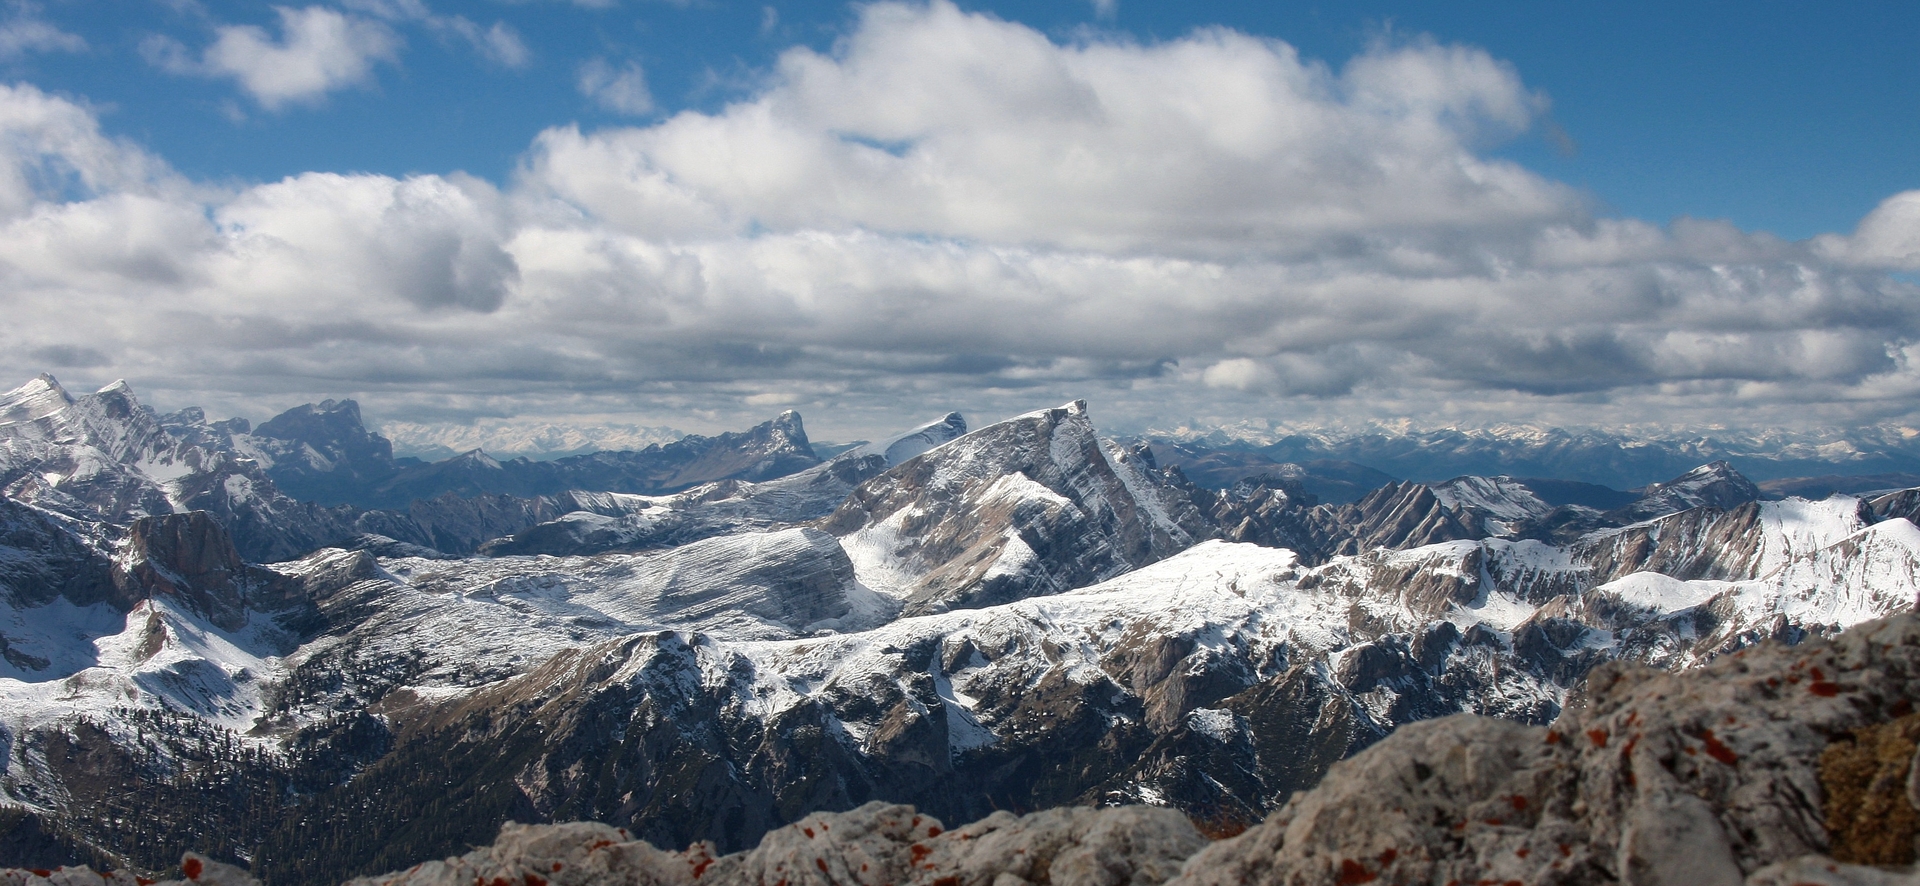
[343,821,709,886]
[0,869,147,886]
[341,802,1203,886]
[906,804,1206,886]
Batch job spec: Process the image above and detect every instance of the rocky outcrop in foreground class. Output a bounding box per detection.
[11,608,1919,886]
[1169,608,1920,886]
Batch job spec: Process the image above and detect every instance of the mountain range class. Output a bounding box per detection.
[1144,422,1920,493]
[0,373,1914,881]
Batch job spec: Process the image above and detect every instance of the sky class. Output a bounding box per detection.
[0,0,1917,446]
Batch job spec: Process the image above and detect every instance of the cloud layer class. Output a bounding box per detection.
[5,1,1920,439]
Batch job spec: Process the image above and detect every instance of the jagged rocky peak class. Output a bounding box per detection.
[254,398,396,467]
[449,448,504,469]
[823,399,1209,615]
[692,408,819,481]
[1613,459,1761,523]
[0,375,172,464]
[471,412,971,558]
[1307,480,1483,559]
[0,372,75,424]
[857,411,969,465]
[1429,475,1552,526]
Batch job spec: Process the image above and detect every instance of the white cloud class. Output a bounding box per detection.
[460,19,530,68]
[1203,358,1273,391]
[8,2,1920,439]
[1816,190,1920,271]
[527,3,1576,259]
[0,84,179,218]
[214,170,519,313]
[343,0,530,68]
[0,10,84,59]
[190,6,402,110]
[577,58,655,115]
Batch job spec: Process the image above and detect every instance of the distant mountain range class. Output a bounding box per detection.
[0,373,1915,881]
[375,420,687,462]
[1142,422,1920,491]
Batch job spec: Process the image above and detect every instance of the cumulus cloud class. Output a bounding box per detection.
[1816,190,1920,271]
[0,84,179,218]
[8,1,1920,439]
[155,6,402,110]
[526,4,1575,258]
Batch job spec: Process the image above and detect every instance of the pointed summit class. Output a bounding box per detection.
[823,399,1207,615]
[0,373,75,424]
[1611,460,1761,523]
[854,411,968,466]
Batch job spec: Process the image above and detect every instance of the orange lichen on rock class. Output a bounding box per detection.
[1336,858,1377,885]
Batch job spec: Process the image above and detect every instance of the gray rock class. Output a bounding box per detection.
[1744,855,1920,886]
[339,802,1203,886]
[1168,609,1920,886]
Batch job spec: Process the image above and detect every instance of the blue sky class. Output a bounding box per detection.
[1,1,1918,443]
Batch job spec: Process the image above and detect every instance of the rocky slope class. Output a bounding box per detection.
[823,401,1210,616]
[341,411,821,510]
[476,414,970,558]
[20,608,1915,886]
[73,496,1908,881]
[0,375,842,563]
[3,378,1919,883]
[1171,607,1920,886]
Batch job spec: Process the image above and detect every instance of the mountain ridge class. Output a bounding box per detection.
[1,374,1917,882]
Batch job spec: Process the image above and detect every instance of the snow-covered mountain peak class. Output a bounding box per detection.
[0,373,75,424]
[851,412,968,467]
[1430,476,1551,524]
[1005,399,1088,425]
[0,372,176,469]
[1659,459,1745,489]
[1613,460,1761,523]
[452,448,504,470]
[825,399,1208,615]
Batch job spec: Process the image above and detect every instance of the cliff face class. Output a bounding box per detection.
[823,401,1209,616]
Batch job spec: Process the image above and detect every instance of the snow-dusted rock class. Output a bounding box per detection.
[336,801,1202,886]
[342,821,708,886]
[0,869,148,886]
[906,804,1206,886]
[1744,855,1920,886]
[825,400,1209,615]
[6,610,1919,886]
[1610,461,1762,524]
